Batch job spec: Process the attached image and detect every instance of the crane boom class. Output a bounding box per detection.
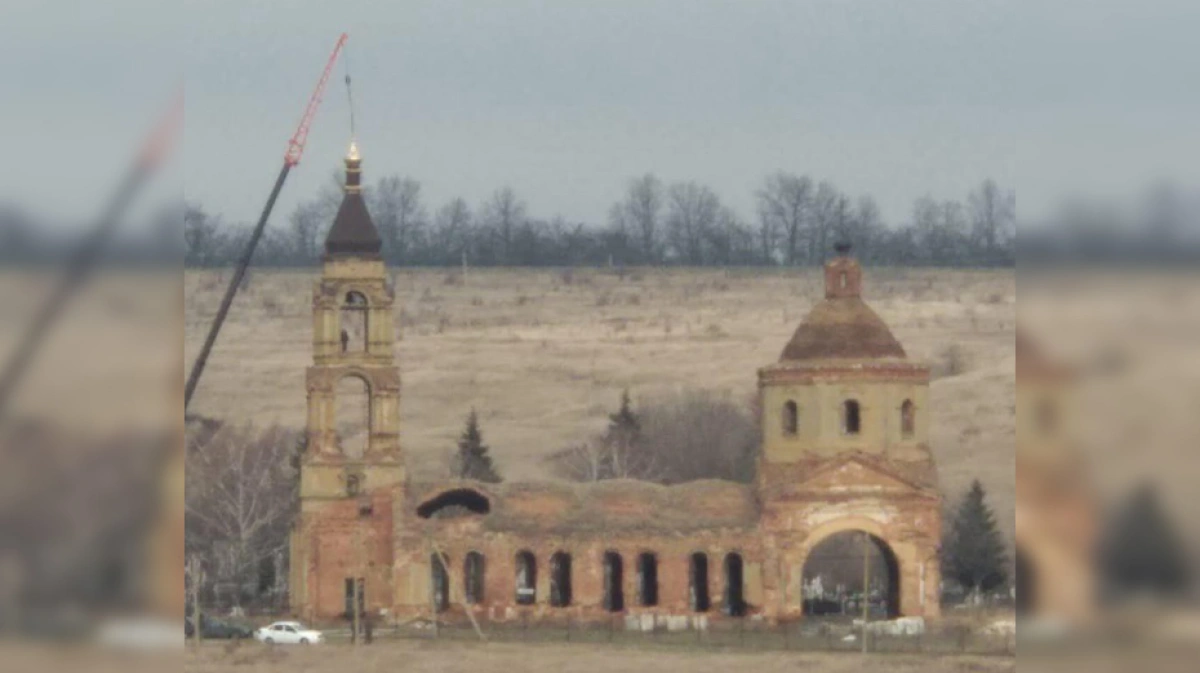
[285,32,348,166]
[185,33,348,410]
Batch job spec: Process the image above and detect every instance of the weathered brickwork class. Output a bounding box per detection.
[290,147,943,626]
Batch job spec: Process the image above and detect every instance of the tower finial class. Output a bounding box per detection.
[343,139,362,194]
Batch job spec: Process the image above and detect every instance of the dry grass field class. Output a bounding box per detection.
[184,266,1015,534]
[182,640,1015,673]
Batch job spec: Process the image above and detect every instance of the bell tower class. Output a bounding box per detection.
[292,141,402,621]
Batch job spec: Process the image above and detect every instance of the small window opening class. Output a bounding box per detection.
[724,553,746,617]
[842,399,861,435]
[550,552,572,607]
[464,552,485,605]
[430,553,449,613]
[637,552,658,607]
[840,272,847,289]
[690,552,710,612]
[340,291,368,353]
[603,551,624,612]
[782,400,798,436]
[515,551,537,605]
[900,399,915,438]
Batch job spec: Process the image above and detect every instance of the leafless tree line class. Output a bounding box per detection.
[547,389,760,485]
[182,172,1017,268]
[184,420,300,610]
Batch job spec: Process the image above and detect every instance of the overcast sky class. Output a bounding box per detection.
[2,0,1198,228]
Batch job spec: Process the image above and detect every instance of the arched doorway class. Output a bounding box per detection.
[723,552,746,617]
[801,530,901,619]
[602,551,623,612]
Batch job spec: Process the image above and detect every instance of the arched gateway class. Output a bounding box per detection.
[756,245,942,620]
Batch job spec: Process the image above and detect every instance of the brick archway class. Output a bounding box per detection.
[794,516,930,619]
[800,518,901,618]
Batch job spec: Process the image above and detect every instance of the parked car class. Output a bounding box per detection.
[254,621,324,645]
[184,613,255,640]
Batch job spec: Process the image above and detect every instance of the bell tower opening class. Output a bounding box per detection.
[340,291,368,353]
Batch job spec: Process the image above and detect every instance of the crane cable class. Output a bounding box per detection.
[344,41,356,140]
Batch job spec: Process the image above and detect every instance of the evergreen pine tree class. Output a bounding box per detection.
[943,480,1008,599]
[453,409,501,483]
[1099,482,1190,600]
[602,389,642,478]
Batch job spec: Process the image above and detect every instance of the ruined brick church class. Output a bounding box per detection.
[289,144,943,626]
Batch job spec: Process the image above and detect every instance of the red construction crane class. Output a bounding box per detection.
[286,32,348,167]
[185,33,349,409]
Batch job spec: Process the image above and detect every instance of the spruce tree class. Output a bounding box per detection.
[453,409,501,483]
[943,480,1008,599]
[602,389,642,478]
[1099,483,1190,600]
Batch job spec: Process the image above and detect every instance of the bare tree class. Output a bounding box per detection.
[481,187,527,265]
[611,174,664,264]
[371,176,426,265]
[287,201,325,263]
[757,173,813,265]
[666,182,721,264]
[808,181,841,264]
[431,197,472,265]
[185,424,300,608]
[547,389,758,484]
[968,179,1015,259]
[184,203,225,267]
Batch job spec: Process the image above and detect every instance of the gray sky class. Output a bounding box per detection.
[3,0,1198,227]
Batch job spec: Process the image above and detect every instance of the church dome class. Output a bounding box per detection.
[779,244,906,362]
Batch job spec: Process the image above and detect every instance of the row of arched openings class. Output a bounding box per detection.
[431,550,747,616]
[782,399,915,438]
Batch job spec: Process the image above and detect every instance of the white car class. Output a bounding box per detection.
[254,621,324,645]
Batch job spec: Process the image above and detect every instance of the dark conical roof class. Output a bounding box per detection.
[323,142,382,256]
[324,192,381,256]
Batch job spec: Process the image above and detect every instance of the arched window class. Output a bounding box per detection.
[603,551,624,612]
[550,552,572,607]
[842,399,861,436]
[340,291,368,353]
[900,399,915,438]
[431,553,449,613]
[515,550,536,605]
[336,375,370,459]
[637,552,658,607]
[689,552,710,612]
[464,552,485,605]
[723,552,746,617]
[782,400,798,436]
[840,272,848,289]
